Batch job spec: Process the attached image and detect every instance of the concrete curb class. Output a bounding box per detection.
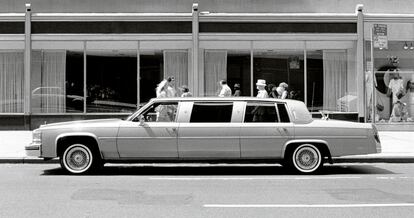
[1,157,414,164]
[0,158,58,164]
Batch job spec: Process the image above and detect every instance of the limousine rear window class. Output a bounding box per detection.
[244,103,278,123]
[190,103,233,123]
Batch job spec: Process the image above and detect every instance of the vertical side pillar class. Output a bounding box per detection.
[356,4,365,122]
[24,3,32,129]
[192,3,199,96]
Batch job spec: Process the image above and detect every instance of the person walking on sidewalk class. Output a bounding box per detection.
[218,80,232,97]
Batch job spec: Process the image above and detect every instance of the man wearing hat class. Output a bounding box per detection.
[256,79,268,98]
[252,79,268,122]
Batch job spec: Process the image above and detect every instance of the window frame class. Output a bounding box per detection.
[188,101,235,123]
[243,102,280,123]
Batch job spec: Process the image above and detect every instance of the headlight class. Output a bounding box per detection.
[32,130,42,143]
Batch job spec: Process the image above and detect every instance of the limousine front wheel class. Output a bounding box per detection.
[289,144,323,174]
[60,143,100,174]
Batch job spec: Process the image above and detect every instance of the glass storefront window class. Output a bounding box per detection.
[140,50,163,104]
[86,49,137,113]
[306,49,358,113]
[227,50,251,96]
[0,50,24,113]
[31,41,84,113]
[253,50,304,100]
[203,49,251,97]
[306,41,358,122]
[369,41,414,123]
[365,23,414,124]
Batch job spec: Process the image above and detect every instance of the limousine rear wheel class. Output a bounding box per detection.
[289,144,323,174]
[60,143,100,174]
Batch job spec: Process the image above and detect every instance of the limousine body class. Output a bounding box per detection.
[26,97,381,174]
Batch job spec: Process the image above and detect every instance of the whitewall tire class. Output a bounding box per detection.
[291,144,323,174]
[60,144,97,174]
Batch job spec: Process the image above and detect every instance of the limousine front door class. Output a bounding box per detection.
[177,102,240,159]
[116,101,179,158]
[117,121,179,158]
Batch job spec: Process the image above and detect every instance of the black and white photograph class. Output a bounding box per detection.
[0,0,414,217]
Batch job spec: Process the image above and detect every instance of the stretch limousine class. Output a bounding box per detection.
[26,97,381,174]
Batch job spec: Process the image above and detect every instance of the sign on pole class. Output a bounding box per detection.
[373,24,388,49]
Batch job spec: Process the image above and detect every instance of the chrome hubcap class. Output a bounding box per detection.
[295,146,319,171]
[65,146,91,172]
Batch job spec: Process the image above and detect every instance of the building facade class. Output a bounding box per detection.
[0,0,413,130]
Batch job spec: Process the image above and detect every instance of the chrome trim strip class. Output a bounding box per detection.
[295,136,368,139]
[240,136,286,139]
[104,137,177,140]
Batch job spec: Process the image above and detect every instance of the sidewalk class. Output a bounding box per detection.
[0,131,413,163]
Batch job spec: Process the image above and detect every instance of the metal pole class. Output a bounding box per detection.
[24,3,31,115]
[370,27,376,123]
[192,3,199,96]
[356,4,365,122]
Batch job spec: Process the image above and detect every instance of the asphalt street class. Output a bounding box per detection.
[1,163,414,218]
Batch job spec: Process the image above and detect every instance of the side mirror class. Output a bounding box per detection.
[138,115,145,126]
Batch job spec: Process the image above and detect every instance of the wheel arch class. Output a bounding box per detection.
[55,133,102,158]
[282,139,332,163]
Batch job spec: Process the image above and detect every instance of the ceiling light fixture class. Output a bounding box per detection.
[410,42,414,50]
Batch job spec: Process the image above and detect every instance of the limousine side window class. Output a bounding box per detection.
[135,102,178,122]
[277,103,290,123]
[190,102,233,122]
[244,102,278,123]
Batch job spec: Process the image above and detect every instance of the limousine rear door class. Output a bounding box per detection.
[240,102,293,158]
[177,101,240,159]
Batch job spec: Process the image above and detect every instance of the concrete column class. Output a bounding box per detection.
[356,4,365,122]
[192,3,199,96]
[24,3,32,129]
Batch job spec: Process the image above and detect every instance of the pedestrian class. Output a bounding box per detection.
[166,76,177,97]
[252,79,268,122]
[155,79,175,122]
[233,83,241,96]
[180,85,193,97]
[155,79,168,98]
[218,80,232,97]
[256,79,268,98]
[267,83,278,98]
[276,82,289,99]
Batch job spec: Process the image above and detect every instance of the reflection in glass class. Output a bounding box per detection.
[140,50,163,104]
[31,50,84,113]
[86,50,137,113]
[227,50,251,96]
[253,50,304,101]
[307,49,357,114]
[0,51,24,113]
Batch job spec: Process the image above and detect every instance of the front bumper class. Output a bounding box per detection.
[25,143,41,157]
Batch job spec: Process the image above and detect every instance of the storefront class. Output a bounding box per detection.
[0,0,413,130]
[364,21,414,130]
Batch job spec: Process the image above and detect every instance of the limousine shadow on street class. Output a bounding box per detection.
[41,164,396,176]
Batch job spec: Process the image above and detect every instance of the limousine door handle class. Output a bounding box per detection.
[278,127,288,133]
